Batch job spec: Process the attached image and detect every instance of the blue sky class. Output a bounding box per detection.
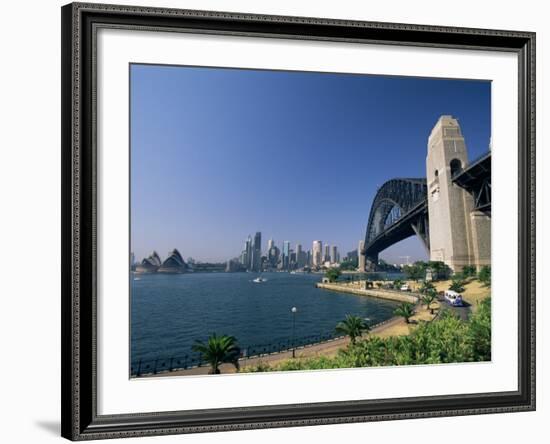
[130,64,491,264]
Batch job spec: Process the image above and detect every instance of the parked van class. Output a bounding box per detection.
[444,290,463,307]
[400,283,411,292]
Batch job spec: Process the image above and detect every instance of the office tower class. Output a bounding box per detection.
[252,231,262,271]
[282,241,290,270]
[296,243,306,268]
[358,240,366,271]
[346,249,358,261]
[268,244,280,268]
[267,238,274,251]
[312,240,322,267]
[324,244,330,263]
[243,236,253,270]
[330,245,338,264]
[240,249,248,266]
[290,250,296,268]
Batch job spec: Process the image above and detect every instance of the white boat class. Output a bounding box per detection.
[252,276,267,283]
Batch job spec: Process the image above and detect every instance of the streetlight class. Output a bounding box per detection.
[291,307,297,358]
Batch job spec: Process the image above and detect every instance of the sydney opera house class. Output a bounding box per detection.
[135,249,188,274]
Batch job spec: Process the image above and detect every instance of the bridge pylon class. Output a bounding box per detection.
[426,116,490,272]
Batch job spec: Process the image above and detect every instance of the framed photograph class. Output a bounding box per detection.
[61,2,535,440]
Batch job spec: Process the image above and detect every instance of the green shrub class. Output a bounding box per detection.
[241,298,491,373]
[478,266,491,287]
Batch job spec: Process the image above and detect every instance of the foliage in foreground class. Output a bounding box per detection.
[192,333,241,374]
[394,302,415,324]
[243,298,491,372]
[335,315,370,345]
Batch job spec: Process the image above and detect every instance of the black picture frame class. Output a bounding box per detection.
[61,2,536,440]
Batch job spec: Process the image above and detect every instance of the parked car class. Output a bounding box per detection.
[444,290,464,306]
[400,283,411,292]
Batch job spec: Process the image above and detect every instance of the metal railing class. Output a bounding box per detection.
[131,332,343,376]
[131,315,400,376]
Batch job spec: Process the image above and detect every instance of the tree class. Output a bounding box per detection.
[419,280,435,295]
[403,262,425,281]
[421,291,437,314]
[192,334,241,374]
[392,279,404,290]
[427,261,451,280]
[461,265,476,278]
[478,265,491,286]
[394,302,415,324]
[449,278,466,293]
[335,315,370,345]
[325,268,341,283]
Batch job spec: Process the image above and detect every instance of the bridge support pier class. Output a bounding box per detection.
[365,254,378,271]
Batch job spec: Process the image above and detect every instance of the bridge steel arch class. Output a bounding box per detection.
[363,178,428,268]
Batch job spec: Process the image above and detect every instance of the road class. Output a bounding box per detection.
[437,295,470,320]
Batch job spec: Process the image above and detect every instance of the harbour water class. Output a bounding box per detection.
[130,272,399,371]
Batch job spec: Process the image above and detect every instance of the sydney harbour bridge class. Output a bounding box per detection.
[362,116,491,272]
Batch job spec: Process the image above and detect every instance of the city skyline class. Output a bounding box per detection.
[133,234,348,265]
[130,64,491,263]
[132,233,415,271]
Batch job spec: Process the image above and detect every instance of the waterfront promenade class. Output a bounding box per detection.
[316,280,419,304]
[135,279,488,378]
[149,302,437,377]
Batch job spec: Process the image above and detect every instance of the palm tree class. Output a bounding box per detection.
[192,334,241,374]
[394,303,415,324]
[419,280,435,295]
[335,315,370,345]
[421,291,437,315]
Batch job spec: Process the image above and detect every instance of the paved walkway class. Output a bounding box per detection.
[151,316,405,377]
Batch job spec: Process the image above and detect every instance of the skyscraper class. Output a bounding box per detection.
[267,238,274,251]
[282,241,290,270]
[324,244,330,263]
[268,244,280,268]
[243,236,252,269]
[330,245,338,264]
[252,231,262,271]
[312,240,322,267]
[296,243,306,268]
